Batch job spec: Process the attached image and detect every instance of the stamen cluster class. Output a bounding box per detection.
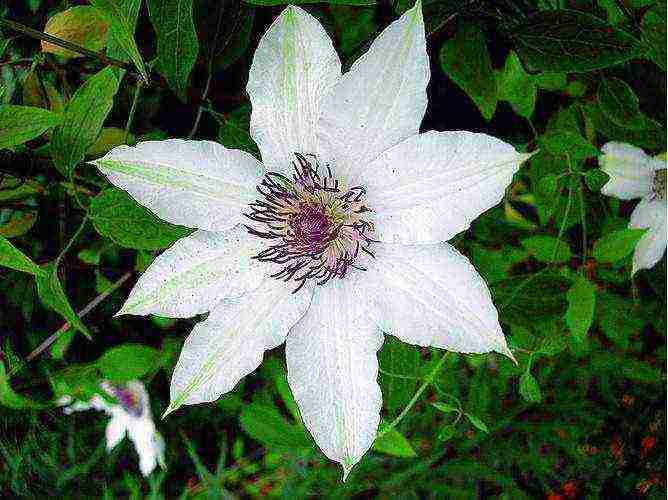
[653,169,666,201]
[245,153,376,291]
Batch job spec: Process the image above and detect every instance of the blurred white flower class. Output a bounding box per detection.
[600,142,667,274]
[93,1,530,479]
[59,380,165,476]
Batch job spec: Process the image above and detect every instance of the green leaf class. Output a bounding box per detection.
[147,0,199,101]
[464,413,488,433]
[593,228,646,263]
[374,425,417,458]
[511,10,641,72]
[0,361,45,409]
[432,402,459,413]
[521,235,572,263]
[598,77,641,128]
[243,0,376,5]
[440,25,497,120]
[566,276,596,344]
[532,72,567,91]
[36,264,90,338]
[0,105,62,150]
[437,424,457,442]
[332,5,377,57]
[641,2,667,71]
[379,337,420,414]
[540,129,598,161]
[469,243,529,284]
[584,169,609,192]
[591,353,664,383]
[89,188,190,250]
[50,67,120,176]
[215,105,261,158]
[497,51,536,118]
[518,372,542,403]
[96,344,161,382]
[0,235,44,276]
[239,402,312,450]
[42,6,109,59]
[89,0,147,81]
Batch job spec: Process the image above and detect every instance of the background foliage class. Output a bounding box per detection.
[0,0,666,497]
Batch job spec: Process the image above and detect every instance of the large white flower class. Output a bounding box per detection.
[93,2,529,478]
[59,380,166,476]
[600,142,667,274]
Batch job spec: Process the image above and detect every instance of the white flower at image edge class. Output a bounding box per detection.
[600,142,667,274]
[93,2,530,478]
[59,380,165,476]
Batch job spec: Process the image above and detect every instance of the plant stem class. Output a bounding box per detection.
[55,214,89,266]
[378,352,449,437]
[125,81,143,139]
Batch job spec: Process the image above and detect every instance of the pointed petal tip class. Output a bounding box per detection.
[501,346,518,365]
[161,405,177,420]
[341,464,353,483]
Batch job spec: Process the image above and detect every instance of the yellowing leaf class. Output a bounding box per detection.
[42,6,109,59]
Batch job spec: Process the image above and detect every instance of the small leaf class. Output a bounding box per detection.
[584,169,609,191]
[0,235,44,276]
[36,264,90,338]
[96,344,161,382]
[440,25,497,121]
[598,77,641,128]
[239,402,312,450]
[532,72,567,91]
[566,276,596,343]
[437,424,456,442]
[50,67,120,176]
[432,402,459,414]
[0,105,62,150]
[641,2,667,71]
[42,6,109,59]
[519,372,542,403]
[379,337,420,414]
[540,129,599,161]
[593,228,647,263]
[497,51,536,118]
[147,0,199,101]
[90,188,191,250]
[510,10,641,72]
[521,235,572,263]
[0,361,45,409]
[464,413,488,433]
[89,0,148,81]
[374,426,417,458]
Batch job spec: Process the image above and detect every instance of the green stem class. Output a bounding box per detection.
[55,214,88,266]
[378,352,449,437]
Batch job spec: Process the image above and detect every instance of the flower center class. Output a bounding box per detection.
[653,169,666,201]
[105,382,143,417]
[245,153,376,292]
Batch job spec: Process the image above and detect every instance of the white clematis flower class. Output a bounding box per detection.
[600,142,667,274]
[59,380,166,476]
[93,2,530,478]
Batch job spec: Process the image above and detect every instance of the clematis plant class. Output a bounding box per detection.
[93,1,530,478]
[600,142,667,274]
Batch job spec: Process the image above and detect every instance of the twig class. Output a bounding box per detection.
[7,272,132,377]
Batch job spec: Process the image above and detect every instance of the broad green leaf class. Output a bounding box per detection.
[566,276,596,344]
[464,413,488,433]
[239,402,312,449]
[598,77,641,128]
[96,344,162,382]
[147,0,199,101]
[440,25,497,120]
[593,228,646,263]
[518,372,542,403]
[0,211,37,238]
[49,363,104,400]
[595,291,645,350]
[50,67,120,176]
[0,361,45,409]
[511,10,641,72]
[521,235,572,263]
[374,426,417,458]
[36,263,90,338]
[215,105,261,158]
[86,127,134,157]
[591,352,663,383]
[90,188,191,250]
[641,2,667,71]
[212,6,254,71]
[540,129,598,161]
[532,72,567,91]
[90,0,147,81]
[0,235,44,276]
[0,105,62,150]
[497,51,536,118]
[379,337,420,414]
[105,0,141,64]
[42,6,109,59]
[469,243,528,284]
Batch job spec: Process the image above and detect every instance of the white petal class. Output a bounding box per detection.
[630,198,667,274]
[365,131,530,244]
[247,6,341,172]
[105,413,129,451]
[285,278,383,480]
[94,139,264,232]
[117,226,268,318]
[167,279,313,413]
[363,243,512,357]
[317,0,429,181]
[127,415,162,476]
[600,142,662,200]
